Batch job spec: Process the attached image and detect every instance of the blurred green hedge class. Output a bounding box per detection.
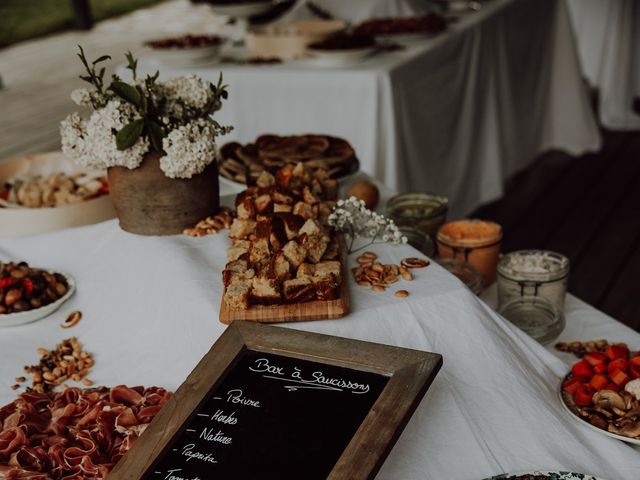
[0,0,164,48]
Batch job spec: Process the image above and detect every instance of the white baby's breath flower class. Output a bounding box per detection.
[327,197,406,253]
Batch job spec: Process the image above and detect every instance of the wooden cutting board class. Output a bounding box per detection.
[219,244,350,324]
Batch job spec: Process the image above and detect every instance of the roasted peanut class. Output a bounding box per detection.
[61,310,82,328]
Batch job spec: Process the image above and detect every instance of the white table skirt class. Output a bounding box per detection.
[1,213,639,478]
[131,0,600,218]
[567,0,640,130]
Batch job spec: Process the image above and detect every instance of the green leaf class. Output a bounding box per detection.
[109,81,141,107]
[115,119,144,151]
[92,55,111,65]
[147,121,165,153]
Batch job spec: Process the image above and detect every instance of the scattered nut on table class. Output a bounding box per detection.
[400,257,430,269]
[23,337,94,393]
[61,310,82,328]
[353,253,416,296]
[183,208,234,237]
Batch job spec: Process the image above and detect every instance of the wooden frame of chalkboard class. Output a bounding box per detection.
[109,321,442,480]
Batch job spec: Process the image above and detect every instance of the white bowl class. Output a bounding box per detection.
[377,32,439,44]
[146,44,222,67]
[306,46,377,67]
[485,471,607,480]
[0,151,115,237]
[246,20,346,60]
[0,272,75,328]
[559,376,640,446]
[208,2,275,18]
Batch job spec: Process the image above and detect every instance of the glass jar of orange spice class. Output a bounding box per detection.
[436,219,502,286]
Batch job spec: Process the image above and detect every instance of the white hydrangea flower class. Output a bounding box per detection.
[60,112,90,164]
[160,119,217,179]
[61,100,148,170]
[70,88,92,107]
[160,75,215,119]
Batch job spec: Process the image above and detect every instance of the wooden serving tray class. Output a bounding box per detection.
[220,242,350,324]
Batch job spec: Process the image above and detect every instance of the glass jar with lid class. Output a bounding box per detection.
[386,193,448,239]
[498,295,565,344]
[436,219,502,286]
[398,226,436,257]
[497,250,570,312]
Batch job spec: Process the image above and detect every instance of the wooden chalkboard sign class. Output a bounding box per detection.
[109,322,442,480]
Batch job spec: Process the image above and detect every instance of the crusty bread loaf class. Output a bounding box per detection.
[223,162,343,310]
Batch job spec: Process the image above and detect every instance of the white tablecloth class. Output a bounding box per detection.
[1,216,640,479]
[567,0,640,130]
[132,0,600,218]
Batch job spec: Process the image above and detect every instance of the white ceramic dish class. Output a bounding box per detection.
[246,20,346,60]
[0,151,115,237]
[305,46,377,67]
[559,376,640,446]
[208,2,274,18]
[0,273,75,328]
[376,32,440,44]
[484,471,606,480]
[146,44,222,67]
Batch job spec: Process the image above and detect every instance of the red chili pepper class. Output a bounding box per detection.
[562,377,581,395]
[607,358,629,375]
[0,187,9,201]
[22,278,33,295]
[589,374,609,391]
[573,384,595,406]
[100,179,109,194]
[610,369,630,387]
[0,277,15,289]
[593,363,607,374]
[583,352,607,367]
[571,360,593,382]
[605,344,629,361]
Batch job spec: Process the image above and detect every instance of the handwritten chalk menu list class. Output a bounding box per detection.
[145,350,389,480]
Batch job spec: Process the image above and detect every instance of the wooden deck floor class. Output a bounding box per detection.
[472,129,640,331]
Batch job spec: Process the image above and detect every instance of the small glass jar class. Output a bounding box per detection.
[497,295,565,344]
[497,250,569,312]
[386,193,448,239]
[437,258,484,295]
[398,226,436,258]
[436,219,502,286]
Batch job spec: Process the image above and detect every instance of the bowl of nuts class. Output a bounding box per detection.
[0,261,75,328]
[0,151,115,237]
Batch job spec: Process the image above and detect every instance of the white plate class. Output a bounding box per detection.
[376,32,440,44]
[558,375,640,446]
[0,273,75,328]
[208,2,274,18]
[146,44,222,67]
[484,471,607,480]
[305,46,377,67]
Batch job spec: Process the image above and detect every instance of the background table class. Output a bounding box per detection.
[567,0,640,130]
[133,0,600,218]
[1,212,640,479]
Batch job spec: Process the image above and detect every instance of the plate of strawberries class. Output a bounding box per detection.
[560,341,640,444]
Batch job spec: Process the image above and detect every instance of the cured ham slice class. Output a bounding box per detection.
[0,386,170,479]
